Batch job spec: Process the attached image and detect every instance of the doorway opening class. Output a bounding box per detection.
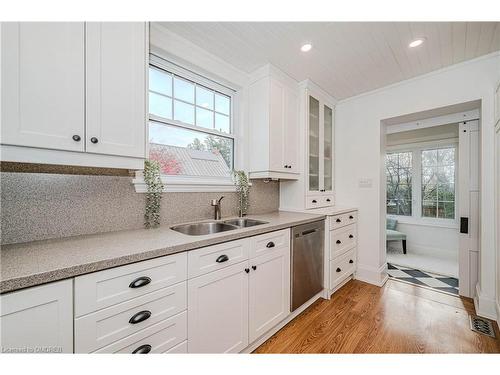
[381,101,481,298]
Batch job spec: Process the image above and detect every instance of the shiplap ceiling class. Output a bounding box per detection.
[158,22,500,100]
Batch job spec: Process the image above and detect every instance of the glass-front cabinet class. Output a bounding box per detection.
[307,91,334,197]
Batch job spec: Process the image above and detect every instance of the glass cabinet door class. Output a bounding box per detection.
[323,105,333,191]
[308,96,320,192]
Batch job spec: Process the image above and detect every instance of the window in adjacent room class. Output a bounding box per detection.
[421,147,456,219]
[386,151,413,216]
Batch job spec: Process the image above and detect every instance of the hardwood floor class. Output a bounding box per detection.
[254,279,500,353]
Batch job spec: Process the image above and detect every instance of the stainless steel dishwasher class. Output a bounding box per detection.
[291,220,324,311]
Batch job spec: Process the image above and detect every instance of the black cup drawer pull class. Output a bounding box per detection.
[132,344,152,354]
[349,234,354,239]
[326,198,331,202]
[336,218,341,223]
[349,259,354,264]
[336,267,341,273]
[216,254,229,263]
[266,241,275,248]
[129,276,152,289]
[312,200,317,203]
[349,215,354,219]
[336,240,341,244]
[129,310,151,325]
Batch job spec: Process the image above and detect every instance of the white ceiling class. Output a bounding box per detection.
[158,22,500,100]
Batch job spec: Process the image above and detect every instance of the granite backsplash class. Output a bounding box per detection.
[0,172,279,245]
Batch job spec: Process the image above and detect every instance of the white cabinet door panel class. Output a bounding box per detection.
[85,22,146,158]
[0,280,73,353]
[248,248,290,343]
[1,22,85,151]
[188,262,249,353]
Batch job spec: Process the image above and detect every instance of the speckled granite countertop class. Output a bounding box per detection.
[0,211,325,294]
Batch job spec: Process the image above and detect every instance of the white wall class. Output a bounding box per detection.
[388,223,458,259]
[335,52,500,319]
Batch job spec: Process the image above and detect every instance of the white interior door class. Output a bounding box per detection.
[458,120,480,298]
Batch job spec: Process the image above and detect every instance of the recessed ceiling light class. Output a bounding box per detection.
[301,43,312,52]
[409,38,425,48]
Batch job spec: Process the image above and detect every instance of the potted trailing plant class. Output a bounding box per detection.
[232,170,250,217]
[143,159,164,229]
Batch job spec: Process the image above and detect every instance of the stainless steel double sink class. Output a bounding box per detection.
[171,218,268,236]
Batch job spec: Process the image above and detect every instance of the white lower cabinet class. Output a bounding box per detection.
[1,228,293,354]
[249,247,290,343]
[187,262,250,353]
[188,228,291,353]
[0,280,73,353]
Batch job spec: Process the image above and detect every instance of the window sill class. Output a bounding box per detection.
[387,215,458,229]
[132,172,244,193]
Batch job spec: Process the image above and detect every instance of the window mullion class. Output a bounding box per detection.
[414,149,421,219]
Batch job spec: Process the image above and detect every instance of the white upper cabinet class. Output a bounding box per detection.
[279,80,336,211]
[1,22,85,151]
[85,22,147,158]
[248,64,299,179]
[0,22,147,169]
[307,90,335,196]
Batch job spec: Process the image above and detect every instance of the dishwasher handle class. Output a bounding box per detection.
[295,227,321,237]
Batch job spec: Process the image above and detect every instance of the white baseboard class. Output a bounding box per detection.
[474,283,498,320]
[242,290,325,353]
[354,263,388,287]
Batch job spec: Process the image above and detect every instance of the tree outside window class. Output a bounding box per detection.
[386,151,412,216]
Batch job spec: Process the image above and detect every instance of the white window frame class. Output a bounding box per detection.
[386,139,459,229]
[134,55,243,193]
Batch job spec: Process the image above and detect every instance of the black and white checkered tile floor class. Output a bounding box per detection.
[387,263,459,295]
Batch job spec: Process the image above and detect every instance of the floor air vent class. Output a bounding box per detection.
[469,315,496,338]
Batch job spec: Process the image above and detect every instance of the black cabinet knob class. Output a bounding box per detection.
[216,254,229,263]
[288,165,292,169]
[245,268,250,273]
[252,265,257,271]
[336,218,341,223]
[336,240,341,244]
[72,135,81,142]
[336,267,341,273]
[326,199,331,202]
[266,241,275,248]
[132,344,152,354]
[349,259,354,264]
[129,310,151,325]
[349,215,354,219]
[129,276,151,289]
[349,234,354,239]
[284,165,288,168]
[90,137,98,144]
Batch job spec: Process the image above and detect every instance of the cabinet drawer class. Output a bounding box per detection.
[75,282,186,353]
[330,248,356,289]
[188,238,250,278]
[75,252,187,317]
[329,211,357,230]
[93,311,187,353]
[306,194,333,209]
[165,340,188,353]
[330,224,357,259]
[250,229,290,259]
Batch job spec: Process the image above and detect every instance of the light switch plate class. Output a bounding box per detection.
[358,178,373,188]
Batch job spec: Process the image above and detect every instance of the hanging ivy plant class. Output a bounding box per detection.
[144,159,164,229]
[232,170,250,217]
